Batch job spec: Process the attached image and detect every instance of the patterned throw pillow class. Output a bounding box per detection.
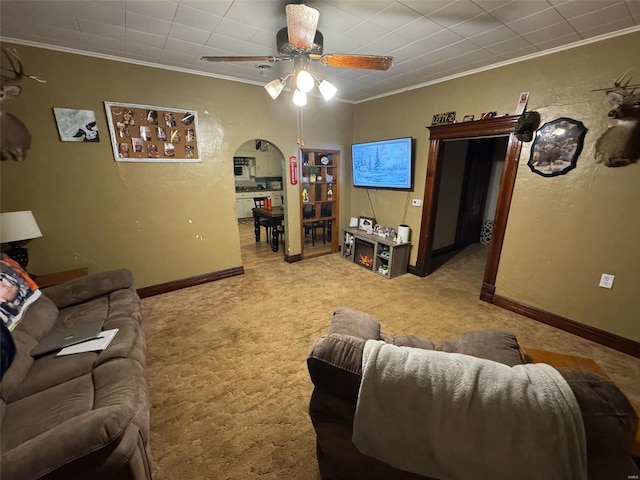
[0,254,41,330]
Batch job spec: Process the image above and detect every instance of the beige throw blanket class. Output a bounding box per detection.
[353,340,587,480]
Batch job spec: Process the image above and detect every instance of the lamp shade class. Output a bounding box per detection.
[0,211,43,243]
[318,79,337,101]
[293,89,307,106]
[265,78,285,100]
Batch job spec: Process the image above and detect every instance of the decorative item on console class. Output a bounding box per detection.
[358,216,375,234]
[0,48,46,162]
[592,71,640,167]
[397,224,410,244]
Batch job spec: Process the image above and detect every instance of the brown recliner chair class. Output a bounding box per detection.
[307,307,639,480]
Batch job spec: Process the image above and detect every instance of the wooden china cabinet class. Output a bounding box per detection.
[299,148,340,255]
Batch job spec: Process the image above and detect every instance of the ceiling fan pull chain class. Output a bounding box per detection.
[297,107,304,146]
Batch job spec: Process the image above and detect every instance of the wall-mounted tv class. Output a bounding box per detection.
[351,136,414,189]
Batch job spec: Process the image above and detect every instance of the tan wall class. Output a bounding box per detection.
[433,141,467,249]
[0,44,353,287]
[353,32,640,342]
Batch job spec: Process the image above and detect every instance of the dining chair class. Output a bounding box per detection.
[253,197,273,243]
[303,204,326,247]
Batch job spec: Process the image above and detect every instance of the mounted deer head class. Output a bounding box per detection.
[594,71,640,167]
[1,48,46,162]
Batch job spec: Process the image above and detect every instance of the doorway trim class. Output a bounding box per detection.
[412,115,522,302]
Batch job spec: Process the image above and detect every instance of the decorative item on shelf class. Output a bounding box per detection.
[327,184,333,199]
[432,111,456,125]
[480,111,497,119]
[309,166,320,183]
[301,176,309,183]
[358,216,375,232]
[397,224,410,244]
[0,211,43,269]
[320,155,330,165]
[325,173,333,182]
[463,115,474,122]
[302,187,309,202]
[349,217,358,228]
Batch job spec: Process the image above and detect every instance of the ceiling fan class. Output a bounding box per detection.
[201,3,394,105]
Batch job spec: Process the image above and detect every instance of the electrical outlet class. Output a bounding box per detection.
[412,199,422,207]
[599,273,615,289]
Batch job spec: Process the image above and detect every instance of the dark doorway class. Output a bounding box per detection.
[456,139,496,247]
[413,115,523,302]
[430,137,508,271]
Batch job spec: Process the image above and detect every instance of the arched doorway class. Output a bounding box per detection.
[233,139,286,267]
[413,115,522,302]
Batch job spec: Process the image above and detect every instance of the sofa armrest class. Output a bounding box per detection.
[42,269,135,309]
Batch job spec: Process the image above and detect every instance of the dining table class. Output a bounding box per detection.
[252,206,285,252]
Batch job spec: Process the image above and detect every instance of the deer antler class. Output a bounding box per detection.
[592,71,639,94]
[1,48,46,86]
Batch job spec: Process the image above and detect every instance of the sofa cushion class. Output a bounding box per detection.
[394,335,435,350]
[10,294,58,342]
[7,352,97,402]
[308,334,366,403]
[43,268,134,310]
[1,357,147,479]
[330,308,381,340]
[435,330,525,366]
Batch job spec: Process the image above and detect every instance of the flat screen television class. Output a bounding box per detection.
[351,136,414,189]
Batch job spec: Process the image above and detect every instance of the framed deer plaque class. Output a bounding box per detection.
[527,117,588,177]
[104,102,200,163]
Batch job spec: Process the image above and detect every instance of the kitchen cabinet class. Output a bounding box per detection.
[255,156,282,177]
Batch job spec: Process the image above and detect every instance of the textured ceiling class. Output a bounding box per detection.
[1,0,639,103]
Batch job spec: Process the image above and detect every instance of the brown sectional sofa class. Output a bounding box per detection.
[1,269,151,480]
[307,307,640,480]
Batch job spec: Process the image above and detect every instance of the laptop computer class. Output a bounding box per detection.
[30,320,104,357]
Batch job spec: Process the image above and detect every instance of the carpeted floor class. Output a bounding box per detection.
[141,244,640,479]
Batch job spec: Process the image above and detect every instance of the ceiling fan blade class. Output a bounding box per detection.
[285,3,319,51]
[201,55,280,63]
[312,54,393,71]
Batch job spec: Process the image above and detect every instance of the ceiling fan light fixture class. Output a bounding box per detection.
[296,69,314,93]
[293,89,307,107]
[317,79,337,101]
[265,77,285,100]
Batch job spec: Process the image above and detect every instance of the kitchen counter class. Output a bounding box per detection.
[236,190,283,199]
[235,190,284,219]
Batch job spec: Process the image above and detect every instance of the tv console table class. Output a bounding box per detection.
[341,227,411,279]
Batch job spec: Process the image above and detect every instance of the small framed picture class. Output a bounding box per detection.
[358,216,375,232]
[515,92,529,115]
[463,115,474,122]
